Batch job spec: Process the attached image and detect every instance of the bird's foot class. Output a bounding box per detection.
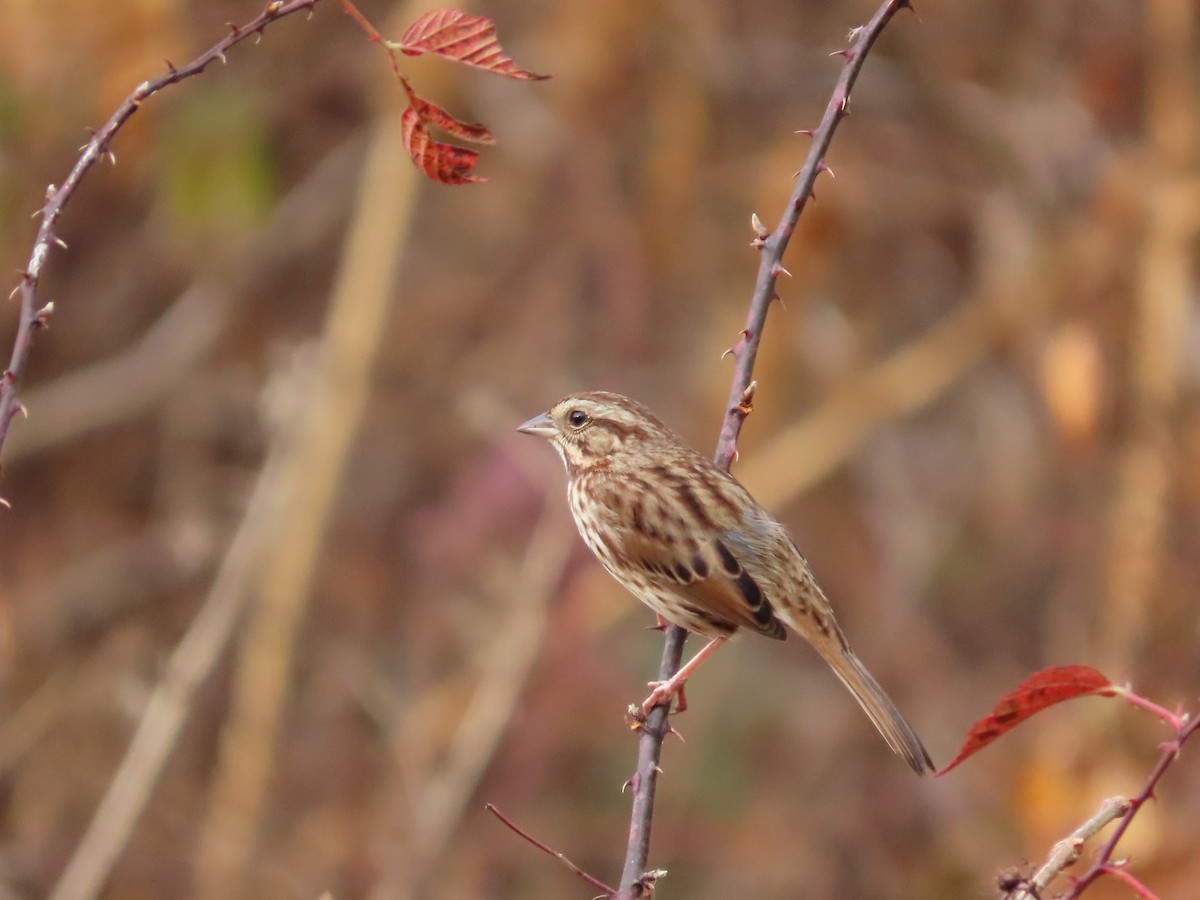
[641,678,688,716]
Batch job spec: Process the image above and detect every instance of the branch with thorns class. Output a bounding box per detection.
[0,0,322,472]
[619,0,914,893]
[484,4,914,892]
[1006,699,1200,900]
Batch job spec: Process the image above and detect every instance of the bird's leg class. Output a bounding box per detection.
[641,636,727,715]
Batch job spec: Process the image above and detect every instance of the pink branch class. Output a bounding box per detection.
[485,804,618,897]
[1062,712,1199,898]
[1113,685,1186,731]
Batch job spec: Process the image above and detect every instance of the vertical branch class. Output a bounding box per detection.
[618,1,912,892]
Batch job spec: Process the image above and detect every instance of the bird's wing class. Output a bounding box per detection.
[620,526,786,639]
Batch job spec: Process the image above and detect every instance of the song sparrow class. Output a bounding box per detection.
[519,391,934,775]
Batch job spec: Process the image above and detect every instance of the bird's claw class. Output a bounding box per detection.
[641,680,688,715]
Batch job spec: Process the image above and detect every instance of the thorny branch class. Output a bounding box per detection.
[1059,711,1200,899]
[1003,692,1200,900]
[0,0,322,471]
[618,1,913,894]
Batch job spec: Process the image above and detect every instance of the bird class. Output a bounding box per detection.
[519,391,934,775]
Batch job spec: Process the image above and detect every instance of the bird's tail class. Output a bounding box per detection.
[817,645,935,775]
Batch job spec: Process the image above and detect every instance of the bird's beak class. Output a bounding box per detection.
[517,412,558,438]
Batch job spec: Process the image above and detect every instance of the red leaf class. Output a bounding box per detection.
[401,78,495,145]
[401,106,485,185]
[936,665,1115,777]
[411,95,495,144]
[395,9,550,80]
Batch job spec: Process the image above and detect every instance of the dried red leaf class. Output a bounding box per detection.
[395,9,550,80]
[401,106,485,185]
[412,95,495,144]
[936,665,1115,777]
[400,77,495,145]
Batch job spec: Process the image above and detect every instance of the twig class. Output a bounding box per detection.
[0,0,322,466]
[337,0,403,80]
[618,1,912,892]
[1008,796,1130,900]
[1112,686,1185,731]
[1061,712,1200,898]
[486,804,618,897]
[5,133,360,465]
[386,500,574,897]
[1103,867,1160,900]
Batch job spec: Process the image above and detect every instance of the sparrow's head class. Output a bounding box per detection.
[518,391,672,473]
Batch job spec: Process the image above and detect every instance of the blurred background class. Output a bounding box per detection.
[0,0,1198,897]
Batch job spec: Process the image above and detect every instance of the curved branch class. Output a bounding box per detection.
[0,0,322,469]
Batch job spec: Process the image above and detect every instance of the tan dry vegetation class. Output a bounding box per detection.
[0,1,1197,898]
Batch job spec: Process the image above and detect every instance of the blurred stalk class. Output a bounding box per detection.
[46,374,302,900]
[191,113,416,896]
[1099,0,1197,670]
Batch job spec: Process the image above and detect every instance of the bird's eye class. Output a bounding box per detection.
[567,409,590,428]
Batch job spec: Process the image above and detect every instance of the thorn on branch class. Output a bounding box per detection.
[627,704,645,730]
[0,496,10,510]
[722,329,751,360]
[164,58,177,73]
[772,263,792,279]
[33,301,54,328]
[817,162,836,179]
[795,128,813,137]
[634,869,668,897]
[736,380,757,417]
[750,212,769,247]
[829,47,853,61]
[227,22,241,37]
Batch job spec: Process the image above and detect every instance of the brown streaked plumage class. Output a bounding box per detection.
[519,391,934,775]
